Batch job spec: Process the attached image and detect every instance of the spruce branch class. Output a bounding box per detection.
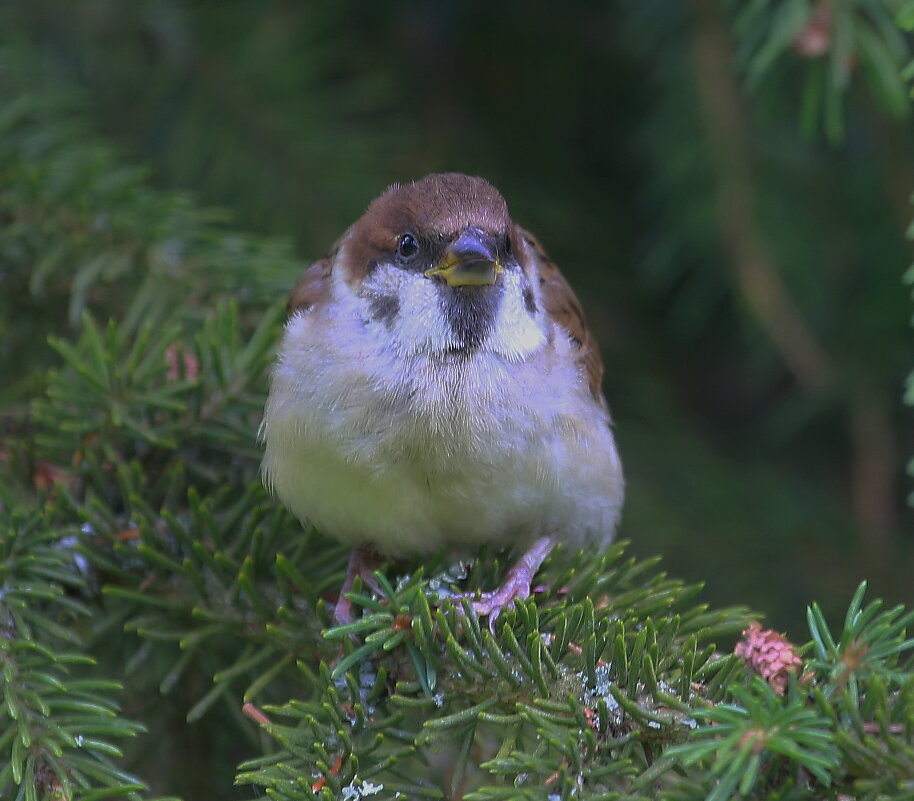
[32,301,283,498]
[0,81,300,327]
[729,0,913,140]
[670,584,914,801]
[0,511,168,801]
[1,15,913,798]
[667,678,840,800]
[236,543,751,800]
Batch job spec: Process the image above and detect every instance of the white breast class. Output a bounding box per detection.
[260,269,624,556]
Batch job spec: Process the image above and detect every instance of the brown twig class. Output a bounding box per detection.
[689,0,835,393]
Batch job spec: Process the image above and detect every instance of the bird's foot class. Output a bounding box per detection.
[462,536,555,632]
[334,547,383,626]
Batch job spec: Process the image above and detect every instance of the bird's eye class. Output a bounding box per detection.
[504,235,512,256]
[397,233,419,260]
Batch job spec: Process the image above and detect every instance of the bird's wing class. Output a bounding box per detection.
[287,255,333,316]
[516,225,605,405]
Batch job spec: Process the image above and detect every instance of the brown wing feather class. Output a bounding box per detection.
[516,226,605,404]
[287,255,333,316]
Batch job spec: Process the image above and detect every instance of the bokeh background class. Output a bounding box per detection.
[5,0,913,633]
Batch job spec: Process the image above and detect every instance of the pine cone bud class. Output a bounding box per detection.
[734,622,803,695]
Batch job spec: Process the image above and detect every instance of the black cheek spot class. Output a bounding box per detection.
[523,286,537,314]
[368,293,400,328]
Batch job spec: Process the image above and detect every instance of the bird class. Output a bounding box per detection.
[261,173,624,625]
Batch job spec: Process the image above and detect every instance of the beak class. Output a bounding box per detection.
[425,229,503,287]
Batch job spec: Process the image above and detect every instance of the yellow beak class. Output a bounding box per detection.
[425,229,503,287]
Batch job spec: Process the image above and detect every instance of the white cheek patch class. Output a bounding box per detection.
[360,264,463,357]
[488,269,547,361]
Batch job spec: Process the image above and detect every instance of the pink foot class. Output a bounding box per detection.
[466,536,555,631]
[334,547,383,625]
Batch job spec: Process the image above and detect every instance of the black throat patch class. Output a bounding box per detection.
[440,284,504,350]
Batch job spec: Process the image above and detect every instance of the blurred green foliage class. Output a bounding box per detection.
[4,0,910,626]
[2,1,914,799]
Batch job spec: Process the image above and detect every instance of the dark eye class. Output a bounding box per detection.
[504,235,512,256]
[397,233,419,260]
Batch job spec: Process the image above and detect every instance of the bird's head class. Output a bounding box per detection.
[333,173,544,357]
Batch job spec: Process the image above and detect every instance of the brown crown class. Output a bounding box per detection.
[342,173,511,283]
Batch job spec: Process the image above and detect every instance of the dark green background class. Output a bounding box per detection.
[7,0,913,632]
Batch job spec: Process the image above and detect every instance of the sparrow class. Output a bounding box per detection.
[261,173,623,624]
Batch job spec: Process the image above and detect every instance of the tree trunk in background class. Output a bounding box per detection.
[688,0,897,548]
[689,0,834,393]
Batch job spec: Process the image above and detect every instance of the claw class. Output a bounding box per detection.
[462,536,556,632]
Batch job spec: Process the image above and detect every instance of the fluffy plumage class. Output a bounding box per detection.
[261,173,624,620]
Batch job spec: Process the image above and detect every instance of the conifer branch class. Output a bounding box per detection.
[0,513,163,801]
[1,15,913,800]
